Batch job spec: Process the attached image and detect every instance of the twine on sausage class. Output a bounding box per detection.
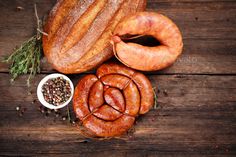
[111,12,183,71]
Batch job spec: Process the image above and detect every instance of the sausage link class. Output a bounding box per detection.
[132,73,154,114]
[112,12,183,71]
[100,74,130,90]
[123,80,140,116]
[73,63,154,137]
[89,80,104,112]
[73,75,98,119]
[104,88,125,112]
[83,114,135,137]
[93,104,122,121]
[97,62,135,78]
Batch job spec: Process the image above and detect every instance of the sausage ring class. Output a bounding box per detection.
[73,62,154,137]
[111,12,183,71]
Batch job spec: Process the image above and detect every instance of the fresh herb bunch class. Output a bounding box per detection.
[3,35,42,86]
[3,4,46,86]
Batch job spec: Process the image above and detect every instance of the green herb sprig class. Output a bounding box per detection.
[3,4,47,86]
[153,87,159,109]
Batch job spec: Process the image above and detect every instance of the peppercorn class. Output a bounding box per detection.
[62,116,67,121]
[163,89,168,96]
[16,106,20,111]
[41,77,71,106]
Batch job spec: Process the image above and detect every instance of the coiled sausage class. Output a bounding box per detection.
[73,62,154,137]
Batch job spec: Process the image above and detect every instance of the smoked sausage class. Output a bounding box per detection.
[111,12,183,71]
[73,62,154,137]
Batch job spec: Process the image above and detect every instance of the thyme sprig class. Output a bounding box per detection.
[67,105,72,123]
[3,4,47,86]
[153,87,159,109]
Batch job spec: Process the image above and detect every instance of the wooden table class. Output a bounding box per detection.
[0,0,236,156]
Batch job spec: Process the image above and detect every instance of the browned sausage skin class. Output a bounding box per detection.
[97,63,154,114]
[111,12,183,71]
[73,63,154,137]
[73,74,98,120]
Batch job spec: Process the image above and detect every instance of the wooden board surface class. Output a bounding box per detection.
[0,0,236,74]
[0,0,236,156]
[1,73,236,156]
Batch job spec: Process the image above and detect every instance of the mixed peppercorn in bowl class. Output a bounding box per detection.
[37,74,74,109]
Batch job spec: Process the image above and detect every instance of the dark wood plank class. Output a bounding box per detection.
[1,0,236,156]
[0,73,235,156]
[0,0,236,74]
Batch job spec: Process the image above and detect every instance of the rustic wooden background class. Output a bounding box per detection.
[0,0,236,156]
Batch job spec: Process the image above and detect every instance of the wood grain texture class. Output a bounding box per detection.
[0,73,236,156]
[0,0,236,74]
[0,0,236,156]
